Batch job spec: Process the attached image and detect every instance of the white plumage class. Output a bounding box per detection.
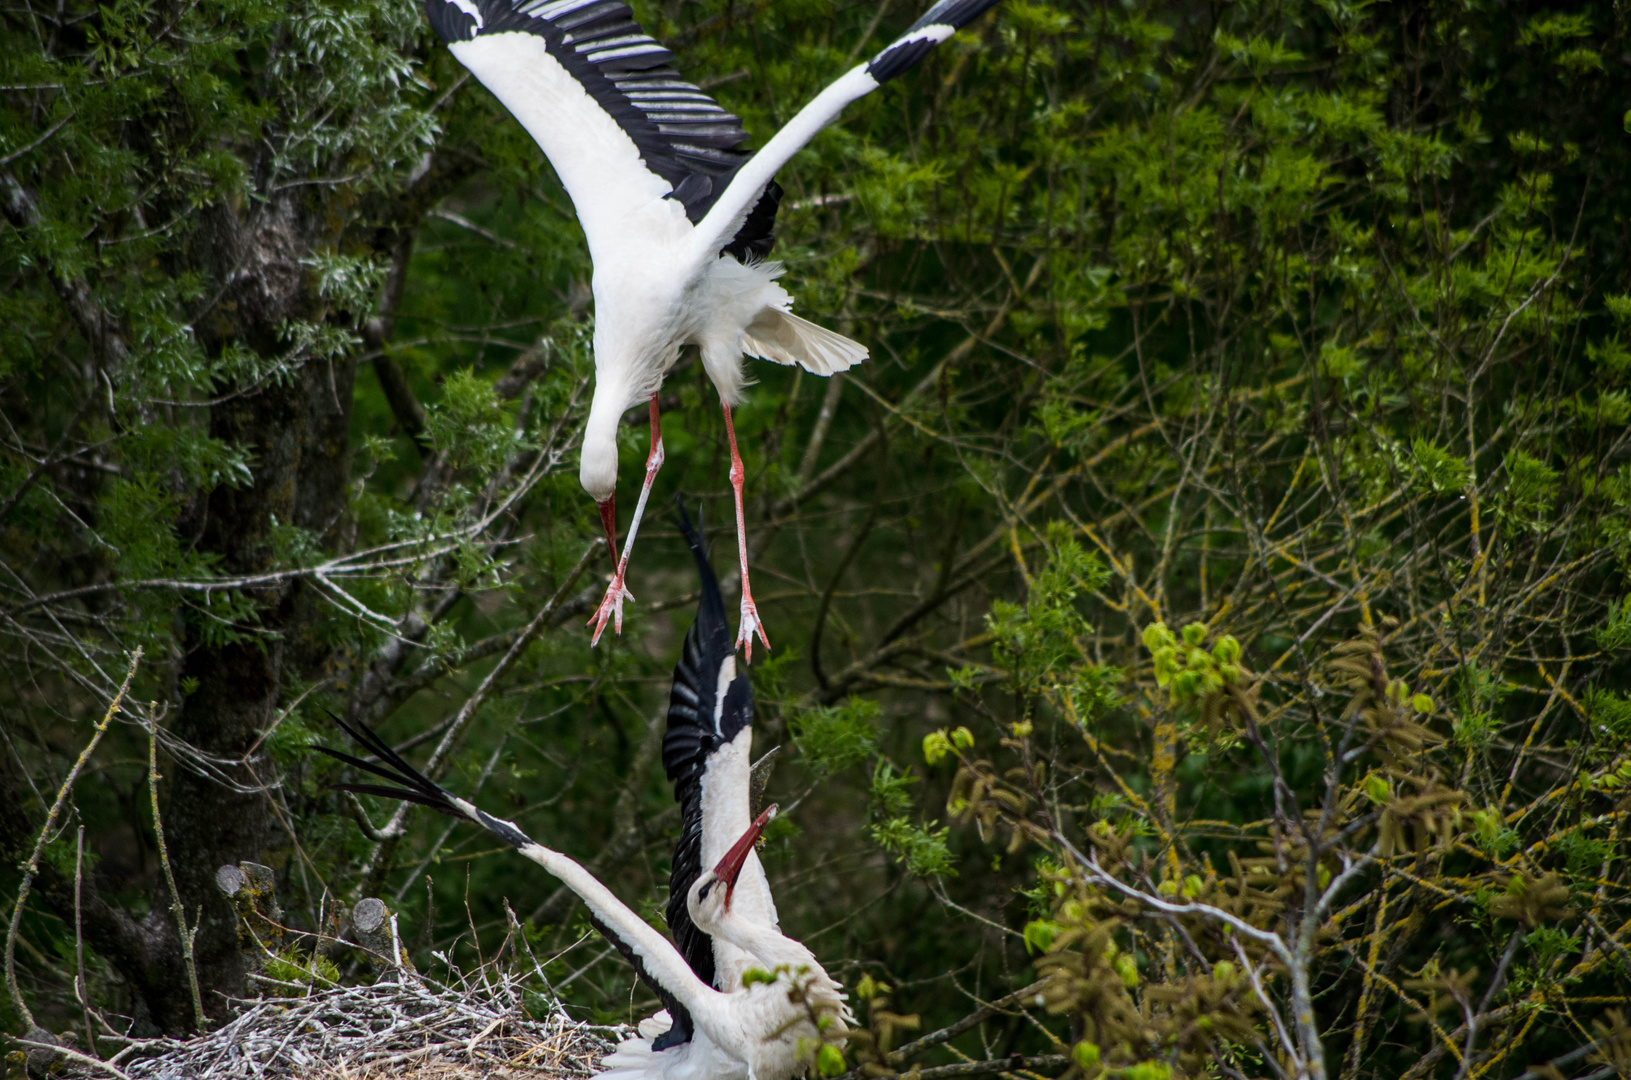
[658,501,784,1001]
[426,0,1004,655]
[321,722,846,1080]
[596,809,851,1080]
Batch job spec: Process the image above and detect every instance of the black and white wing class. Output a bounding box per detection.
[427,0,779,261]
[690,0,1004,256]
[315,716,704,1045]
[658,498,752,1045]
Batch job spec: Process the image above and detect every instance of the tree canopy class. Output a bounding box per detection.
[2,0,1630,1076]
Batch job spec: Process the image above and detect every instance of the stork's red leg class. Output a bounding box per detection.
[588,395,665,646]
[721,402,770,660]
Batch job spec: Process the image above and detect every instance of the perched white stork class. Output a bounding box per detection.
[521,497,784,1063]
[646,498,781,1055]
[320,721,849,1080]
[600,806,852,1080]
[425,0,1005,656]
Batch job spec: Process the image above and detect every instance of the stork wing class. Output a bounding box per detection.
[661,498,750,1015]
[427,0,779,262]
[690,0,1004,257]
[318,715,712,1037]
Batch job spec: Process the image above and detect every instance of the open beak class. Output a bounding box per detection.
[714,805,778,907]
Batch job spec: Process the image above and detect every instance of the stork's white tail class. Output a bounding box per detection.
[742,308,868,376]
[597,1035,665,1080]
[596,1015,750,1080]
[595,1017,665,1080]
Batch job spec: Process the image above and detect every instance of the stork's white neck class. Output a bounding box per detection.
[701,725,781,988]
[709,909,849,1027]
[578,372,634,502]
[712,913,816,975]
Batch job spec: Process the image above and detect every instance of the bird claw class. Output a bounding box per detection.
[588,575,635,646]
[736,593,770,662]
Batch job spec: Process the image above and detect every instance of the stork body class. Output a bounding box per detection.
[661,500,779,1003]
[319,723,845,1080]
[427,0,1004,656]
[601,500,784,1069]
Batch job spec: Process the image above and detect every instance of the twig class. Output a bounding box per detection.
[910,1054,1069,1079]
[5,647,140,1030]
[0,110,76,168]
[75,825,96,1059]
[148,714,207,1031]
[16,1037,134,1080]
[360,539,602,892]
[116,972,612,1079]
[887,979,1050,1066]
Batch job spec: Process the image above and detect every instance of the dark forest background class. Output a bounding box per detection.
[3,0,1630,1076]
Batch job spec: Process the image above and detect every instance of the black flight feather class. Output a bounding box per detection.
[314,716,464,817]
[865,0,1004,82]
[424,0,779,257]
[585,911,696,1051]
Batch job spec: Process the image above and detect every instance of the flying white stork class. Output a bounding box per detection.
[320,720,849,1080]
[425,0,1005,656]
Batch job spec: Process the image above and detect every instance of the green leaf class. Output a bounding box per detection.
[791,698,880,777]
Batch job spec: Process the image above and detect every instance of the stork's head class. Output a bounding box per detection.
[579,315,678,505]
[687,804,777,931]
[579,400,621,503]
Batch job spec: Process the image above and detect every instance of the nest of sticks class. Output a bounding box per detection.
[101,973,620,1080]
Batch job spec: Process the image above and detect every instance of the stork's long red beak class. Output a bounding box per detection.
[597,497,620,562]
[715,805,778,906]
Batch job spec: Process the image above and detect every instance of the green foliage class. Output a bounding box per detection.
[987,536,1107,694]
[307,252,389,317]
[264,710,323,767]
[4,0,1630,1070]
[867,761,954,878]
[424,369,528,474]
[816,1043,846,1077]
[790,697,880,777]
[1469,807,1521,858]
[1557,828,1615,876]
[1598,597,1631,653]
[921,725,974,766]
[1409,439,1471,495]
[1587,689,1631,744]
[1500,450,1560,533]
[262,951,340,995]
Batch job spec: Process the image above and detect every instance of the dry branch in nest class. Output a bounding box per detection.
[115,974,619,1080]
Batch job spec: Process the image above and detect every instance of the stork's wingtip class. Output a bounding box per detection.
[424,0,481,42]
[673,495,732,656]
[867,0,1002,83]
[673,493,704,554]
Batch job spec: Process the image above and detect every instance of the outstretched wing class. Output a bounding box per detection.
[316,715,703,1043]
[427,0,780,261]
[660,498,754,1033]
[691,0,1004,257]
